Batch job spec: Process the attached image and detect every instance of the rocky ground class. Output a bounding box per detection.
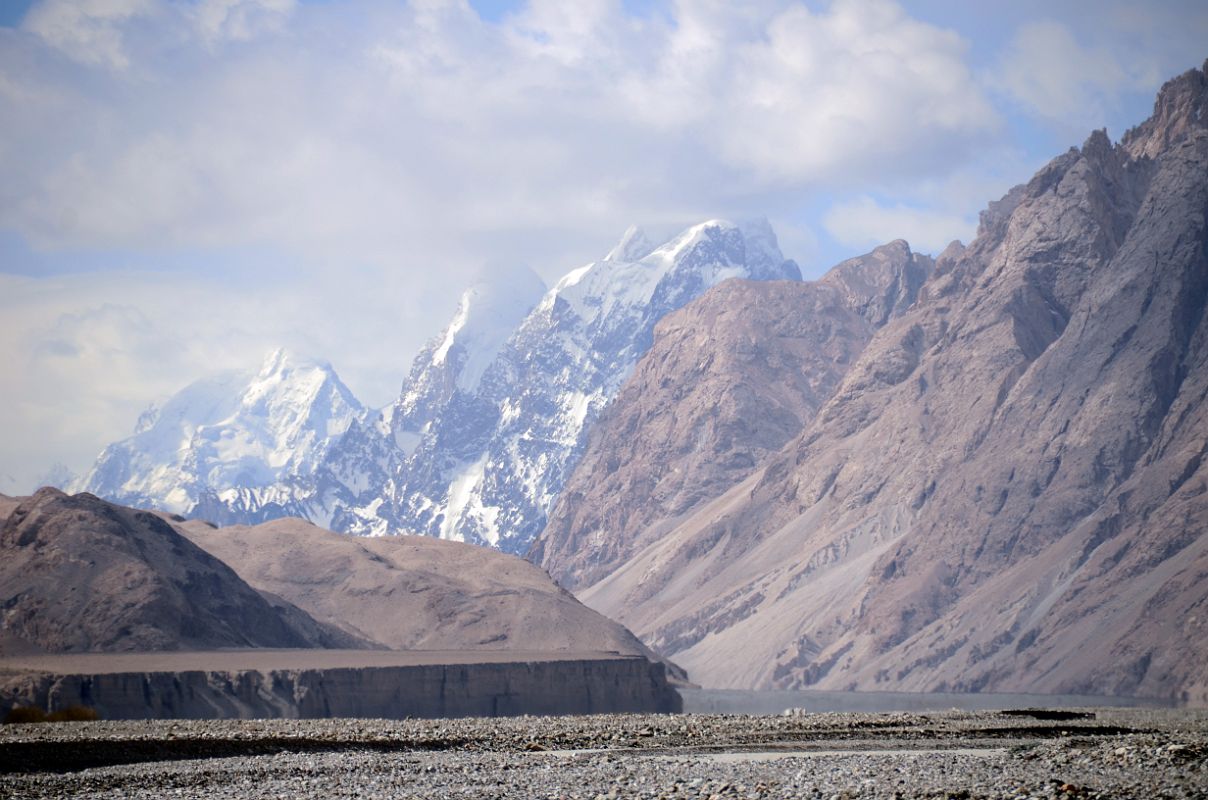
[1,708,1206,799]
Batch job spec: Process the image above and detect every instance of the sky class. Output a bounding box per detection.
[1,0,1206,492]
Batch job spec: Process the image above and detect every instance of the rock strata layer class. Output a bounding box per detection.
[0,654,680,720]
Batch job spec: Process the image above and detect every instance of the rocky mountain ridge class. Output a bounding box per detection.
[532,240,934,590]
[561,60,1208,703]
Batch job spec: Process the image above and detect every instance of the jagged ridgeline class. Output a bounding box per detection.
[79,220,801,552]
[541,61,1208,703]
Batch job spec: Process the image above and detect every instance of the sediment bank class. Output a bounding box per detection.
[0,650,681,720]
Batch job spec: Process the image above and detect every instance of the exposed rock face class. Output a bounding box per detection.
[0,653,681,720]
[818,239,935,327]
[78,349,364,516]
[0,494,17,522]
[574,62,1208,703]
[532,242,933,590]
[175,516,662,659]
[0,489,361,654]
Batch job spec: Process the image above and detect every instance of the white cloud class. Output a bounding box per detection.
[3,0,999,258]
[11,0,1191,487]
[192,0,296,44]
[22,0,155,70]
[823,195,975,255]
[989,7,1208,135]
[990,20,1143,130]
[715,0,997,182]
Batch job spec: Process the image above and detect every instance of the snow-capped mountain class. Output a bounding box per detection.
[394,262,548,438]
[79,349,364,513]
[326,217,801,550]
[253,263,551,536]
[83,218,800,554]
[399,218,801,550]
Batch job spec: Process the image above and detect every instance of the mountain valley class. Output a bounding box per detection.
[53,60,1208,706]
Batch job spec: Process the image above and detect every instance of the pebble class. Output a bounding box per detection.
[0,708,1205,798]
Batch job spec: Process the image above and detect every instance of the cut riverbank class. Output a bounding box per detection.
[0,650,680,721]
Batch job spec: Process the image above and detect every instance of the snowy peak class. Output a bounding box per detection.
[211,349,364,480]
[394,264,546,434]
[428,265,546,392]
[79,349,364,513]
[604,225,657,262]
[238,348,362,443]
[253,346,332,378]
[257,346,302,378]
[543,219,798,329]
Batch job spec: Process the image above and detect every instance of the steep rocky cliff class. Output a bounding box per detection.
[532,242,932,590]
[0,652,681,720]
[573,61,1208,703]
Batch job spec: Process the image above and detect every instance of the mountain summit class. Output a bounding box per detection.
[79,349,364,514]
[325,218,803,551]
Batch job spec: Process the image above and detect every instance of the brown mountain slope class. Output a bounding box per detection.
[532,242,932,590]
[0,489,362,654]
[0,494,17,523]
[575,61,1208,703]
[176,516,663,660]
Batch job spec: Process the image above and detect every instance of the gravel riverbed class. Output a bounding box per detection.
[2,708,1205,799]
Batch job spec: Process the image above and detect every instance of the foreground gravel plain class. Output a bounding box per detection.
[1,708,1205,799]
